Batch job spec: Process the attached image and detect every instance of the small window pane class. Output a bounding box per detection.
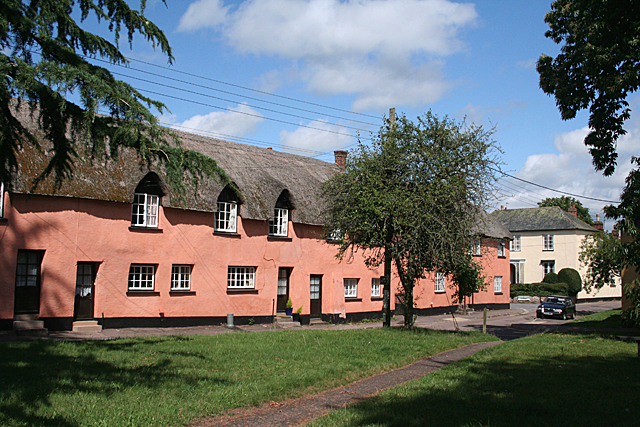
[494,276,502,293]
[371,278,381,298]
[171,265,191,290]
[344,278,358,298]
[435,272,445,293]
[227,267,255,289]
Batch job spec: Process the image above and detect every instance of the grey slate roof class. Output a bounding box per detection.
[490,206,597,233]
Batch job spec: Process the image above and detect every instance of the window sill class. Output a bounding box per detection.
[0,218,7,225]
[434,291,446,294]
[129,226,163,233]
[127,291,160,296]
[472,254,481,257]
[498,256,506,259]
[227,289,259,295]
[494,292,503,295]
[169,290,196,296]
[268,236,292,242]
[214,230,241,238]
[345,297,362,302]
[371,297,383,301]
[542,249,554,252]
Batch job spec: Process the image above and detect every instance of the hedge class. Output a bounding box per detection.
[510,282,569,298]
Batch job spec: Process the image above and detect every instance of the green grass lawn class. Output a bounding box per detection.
[309,331,640,427]
[573,308,628,329]
[0,328,495,427]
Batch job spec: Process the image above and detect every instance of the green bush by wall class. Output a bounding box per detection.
[557,268,582,296]
[510,282,569,298]
[542,272,559,284]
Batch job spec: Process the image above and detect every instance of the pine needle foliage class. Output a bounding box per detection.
[323,112,501,327]
[0,0,230,196]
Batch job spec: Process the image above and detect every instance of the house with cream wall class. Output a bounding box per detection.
[491,206,621,301]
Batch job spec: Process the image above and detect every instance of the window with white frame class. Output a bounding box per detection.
[215,201,237,232]
[371,278,381,298]
[543,234,554,251]
[494,276,503,294]
[435,272,445,293]
[498,240,506,257]
[131,193,159,228]
[344,278,358,298]
[510,235,521,252]
[171,265,192,291]
[0,181,5,218]
[128,265,155,290]
[227,266,255,289]
[541,260,555,278]
[511,260,524,284]
[269,208,288,236]
[472,238,481,256]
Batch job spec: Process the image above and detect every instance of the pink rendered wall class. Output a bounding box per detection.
[0,194,388,322]
[410,237,511,310]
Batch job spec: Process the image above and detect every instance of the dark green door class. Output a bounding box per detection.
[14,250,44,314]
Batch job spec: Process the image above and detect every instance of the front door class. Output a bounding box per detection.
[276,267,291,312]
[74,262,97,320]
[14,250,44,314]
[310,275,322,318]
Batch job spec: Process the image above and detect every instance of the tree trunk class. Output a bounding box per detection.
[402,281,415,328]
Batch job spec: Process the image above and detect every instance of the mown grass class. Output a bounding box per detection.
[572,308,628,329]
[0,328,495,427]
[309,331,640,427]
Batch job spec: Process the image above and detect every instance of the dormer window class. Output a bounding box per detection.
[269,190,293,237]
[131,173,164,228]
[215,185,240,233]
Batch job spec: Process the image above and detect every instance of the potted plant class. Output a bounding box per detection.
[292,306,302,322]
[285,297,293,316]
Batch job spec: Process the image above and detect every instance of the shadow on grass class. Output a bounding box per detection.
[0,337,232,427]
[315,333,640,427]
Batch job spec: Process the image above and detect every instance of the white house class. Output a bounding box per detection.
[491,206,621,301]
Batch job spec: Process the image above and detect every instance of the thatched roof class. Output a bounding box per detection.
[9,104,340,225]
[473,208,513,240]
[490,206,597,233]
[9,103,509,235]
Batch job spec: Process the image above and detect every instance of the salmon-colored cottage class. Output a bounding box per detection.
[0,114,511,331]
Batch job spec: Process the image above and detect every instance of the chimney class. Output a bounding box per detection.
[612,223,619,239]
[568,204,578,218]
[334,150,347,171]
[593,213,604,231]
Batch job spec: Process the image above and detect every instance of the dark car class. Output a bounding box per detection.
[536,295,576,320]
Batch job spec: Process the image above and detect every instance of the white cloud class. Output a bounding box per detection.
[178,0,478,110]
[177,0,229,32]
[459,100,526,128]
[173,104,264,137]
[279,120,354,152]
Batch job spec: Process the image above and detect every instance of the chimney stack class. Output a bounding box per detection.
[593,213,604,231]
[334,150,347,171]
[568,204,578,218]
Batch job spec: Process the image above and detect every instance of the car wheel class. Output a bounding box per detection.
[562,313,567,320]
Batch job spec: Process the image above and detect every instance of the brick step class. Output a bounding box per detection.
[72,320,102,333]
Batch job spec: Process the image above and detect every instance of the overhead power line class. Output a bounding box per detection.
[494,168,620,204]
[126,56,381,120]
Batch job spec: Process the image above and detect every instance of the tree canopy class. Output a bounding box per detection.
[537,0,640,176]
[538,196,593,225]
[0,0,229,195]
[539,0,640,326]
[323,112,501,327]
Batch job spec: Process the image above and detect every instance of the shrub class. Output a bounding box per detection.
[510,282,569,298]
[543,272,559,283]
[557,268,583,296]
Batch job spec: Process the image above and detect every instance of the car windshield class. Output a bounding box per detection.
[545,297,567,305]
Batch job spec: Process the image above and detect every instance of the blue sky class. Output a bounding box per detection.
[89,0,638,224]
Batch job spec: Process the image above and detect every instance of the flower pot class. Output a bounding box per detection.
[292,313,300,321]
[285,307,293,316]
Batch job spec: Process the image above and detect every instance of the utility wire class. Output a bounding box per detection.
[92,58,379,127]
[493,168,619,204]
[113,71,374,134]
[126,56,381,120]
